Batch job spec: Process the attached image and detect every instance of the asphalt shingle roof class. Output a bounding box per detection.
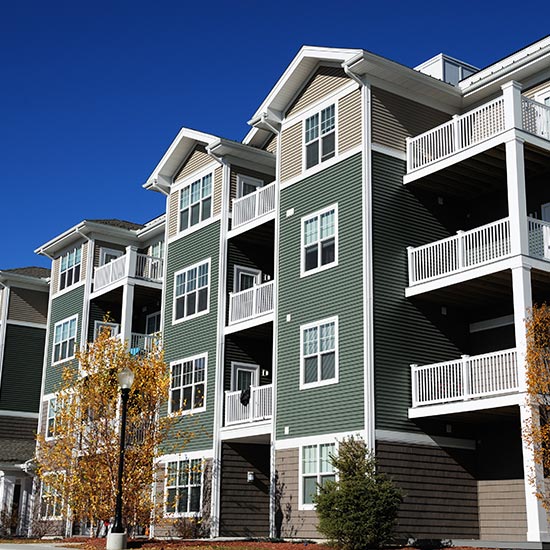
[88,219,144,231]
[3,266,50,279]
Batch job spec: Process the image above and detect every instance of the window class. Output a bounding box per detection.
[301,317,338,388]
[169,355,206,414]
[46,398,57,439]
[100,247,123,266]
[179,173,212,232]
[53,316,78,363]
[165,458,202,516]
[93,321,119,340]
[237,175,264,198]
[151,240,164,259]
[301,205,337,276]
[174,260,210,322]
[305,104,336,169]
[301,443,336,507]
[59,247,82,290]
[40,474,64,519]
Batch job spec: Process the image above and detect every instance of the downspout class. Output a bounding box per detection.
[76,229,94,360]
[0,282,10,406]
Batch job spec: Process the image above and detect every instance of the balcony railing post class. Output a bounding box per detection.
[125,246,138,278]
[461,355,471,400]
[405,136,412,171]
[501,81,523,131]
[407,246,414,285]
[456,230,465,269]
[452,114,460,152]
[410,364,418,408]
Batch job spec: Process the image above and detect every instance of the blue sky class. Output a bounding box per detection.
[1,0,547,270]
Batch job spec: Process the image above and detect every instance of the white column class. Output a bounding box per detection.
[120,283,134,350]
[125,246,138,279]
[505,137,529,256]
[512,265,532,392]
[501,80,523,131]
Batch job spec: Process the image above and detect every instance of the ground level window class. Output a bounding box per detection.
[301,443,335,506]
[40,475,63,519]
[165,458,202,515]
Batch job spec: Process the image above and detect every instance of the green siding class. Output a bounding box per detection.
[372,152,466,432]
[163,222,220,452]
[0,325,46,412]
[276,153,365,439]
[44,284,85,394]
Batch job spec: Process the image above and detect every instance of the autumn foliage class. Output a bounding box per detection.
[36,327,174,534]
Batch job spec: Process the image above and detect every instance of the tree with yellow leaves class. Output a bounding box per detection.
[36,326,178,535]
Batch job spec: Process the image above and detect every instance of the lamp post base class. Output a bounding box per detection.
[106,532,127,550]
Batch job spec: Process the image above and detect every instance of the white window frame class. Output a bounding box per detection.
[40,473,64,519]
[233,265,261,293]
[300,316,338,390]
[150,240,164,259]
[299,442,337,510]
[146,311,161,334]
[52,315,78,365]
[99,247,123,266]
[93,320,120,340]
[300,204,338,278]
[169,354,207,415]
[303,103,337,171]
[230,361,259,392]
[172,258,211,324]
[59,246,82,291]
[45,397,57,440]
[236,175,264,198]
[164,456,204,517]
[178,172,213,233]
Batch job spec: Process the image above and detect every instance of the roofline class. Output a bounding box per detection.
[0,270,50,289]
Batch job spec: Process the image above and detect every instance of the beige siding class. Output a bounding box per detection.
[371,87,451,151]
[167,192,179,238]
[286,66,349,118]
[478,479,526,541]
[81,241,88,281]
[229,166,276,202]
[280,122,302,182]
[51,258,60,296]
[338,88,362,154]
[275,448,319,539]
[524,79,550,99]
[93,241,126,269]
[174,145,211,182]
[264,134,277,154]
[7,287,48,324]
[213,166,223,216]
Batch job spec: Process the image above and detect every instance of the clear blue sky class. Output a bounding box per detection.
[1,0,547,270]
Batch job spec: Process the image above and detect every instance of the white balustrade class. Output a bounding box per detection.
[232,183,276,228]
[228,280,274,324]
[522,97,550,140]
[94,252,163,291]
[411,349,518,408]
[130,332,156,352]
[94,254,127,290]
[408,218,511,286]
[135,254,163,281]
[528,217,550,260]
[224,384,273,426]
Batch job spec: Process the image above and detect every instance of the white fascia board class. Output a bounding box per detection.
[136,215,166,241]
[143,127,220,192]
[34,221,87,257]
[0,272,49,290]
[207,139,276,171]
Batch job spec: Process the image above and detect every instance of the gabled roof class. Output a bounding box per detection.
[0,266,50,289]
[3,266,50,279]
[88,219,144,231]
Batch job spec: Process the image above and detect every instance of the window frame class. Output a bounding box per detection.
[300,316,339,390]
[172,259,211,324]
[299,442,337,510]
[300,204,338,277]
[40,473,64,519]
[93,320,120,340]
[164,457,204,518]
[236,175,264,198]
[45,397,57,440]
[52,315,78,365]
[303,103,337,171]
[168,354,207,416]
[59,246,82,291]
[178,172,213,233]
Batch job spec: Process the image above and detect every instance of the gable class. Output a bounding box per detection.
[174,144,212,182]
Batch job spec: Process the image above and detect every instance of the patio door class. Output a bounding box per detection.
[234,265,261,293]
[231,362,259,391]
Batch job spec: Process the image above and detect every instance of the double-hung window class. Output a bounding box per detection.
[59,247,82,290]
[179,173,212,232]
[40,474,64,519]
[165,458,202,515]
[174,260,209,321]
[53,315,77,363]
[301,317,338,388]
[46,397,57,439]
[301,443,336,508]
[302,205,337,275]
[169,355,206,414]
[305,104,336,169]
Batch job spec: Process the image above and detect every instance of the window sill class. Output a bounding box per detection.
[300,377,338,391]
[172,308,210,326]
[300,261,338,279]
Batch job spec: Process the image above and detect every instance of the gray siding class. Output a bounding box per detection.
[0,325,45,412]
[277,153,364,439]
[7,287,48,324]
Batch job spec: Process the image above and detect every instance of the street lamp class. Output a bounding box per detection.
[107,366,134,550]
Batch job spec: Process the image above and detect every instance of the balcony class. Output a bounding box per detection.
[406,93,550,175]
[410,349,519,413]
[130,332,157,353]
[224,384,273,426]
[228,280,274,325]
[94,251,163,292]
[232,183,276,230]
[407,216,550,288]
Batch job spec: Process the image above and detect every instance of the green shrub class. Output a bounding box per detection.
[313,437,403,550]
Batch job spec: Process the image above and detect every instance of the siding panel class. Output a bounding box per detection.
[213,166,223,216]
[338,88,362,153]
[174,145,212,182]
[7,288,48,324]
[51,258,60,296]
[168,192,179,239]
[280,123,302,183]
[229,166,275,202]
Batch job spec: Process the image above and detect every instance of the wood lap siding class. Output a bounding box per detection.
[524,79,550,99]
[51,258,60,295]
[371,87,450,151]
[286,66,348,118]
[338,88,362,153]
[280,123,302,182]
[213,166,223,216]
[81,241,88,280]
[174,145,211,182]
[377,442,479,539]
[7,288,48,324]
[264,134,277,154]
[168,192,179,238]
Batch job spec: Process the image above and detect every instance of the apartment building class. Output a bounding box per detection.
[0,266,49,535]
[36,35,550,544]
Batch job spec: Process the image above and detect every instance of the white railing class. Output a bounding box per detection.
[411,349,518,408]
[408,218,511,286]
[224,384,273,426]
[136,254,163,281]
[522,97,550,140]
[407,97,505,172]
[130,332,156,352]
[94,254,127,290]
[232,183,276,228]
[528,217,550,260]
[228,280,274,324]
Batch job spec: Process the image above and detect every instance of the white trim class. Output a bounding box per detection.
[167,214,222,245]
[145,311,161,334]
[469,314,514,333]
[230,361,260,391]
[219,420,272,440]
[232,265,261,293]
[162,456,205,518]
[51,314,78,365]
[275,430,360,450]
[44,395,57,441]
[302,102,338,174]
[93,320,120,340]
[58,245,83,293]
[298,440,337,511]
[299,316,339,390]
[168,353,207,416]
[172,258,211,325]
[0,410,39,418]
[176,170,214,235]
[300,203,338,278]
[236,174,264,199]
[52,279,86,300]
[172,162,218,192]
[371,142,407,161]
[375,429,476,450]
[6,320,47,330]
[99,247,123,266]
[223,312,274,335]
[157,448,214,463]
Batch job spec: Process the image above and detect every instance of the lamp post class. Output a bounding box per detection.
[107,366,134,550]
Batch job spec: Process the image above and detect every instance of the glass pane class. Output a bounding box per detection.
[189,486,200,512]
[305,245,318,271]
[171,388,181,412]
[303,476,317,505]
[304,357,318,384]
[198,264,208,287]
[320,352,335,380]
[175,273,186,296]
[303,327,318,355]
[194,384,204,408]
[180,209,189,231]
[191,180,201,203]
[304,217,318,245]
[321,132,335,161]
[202,174,212,196]
[306,141,319,169]
[182,386,192,411]
[321,105,335,134]
[201,197,211,221]
[178,461,188,486]
[166,488,177,513]
[240,273,256,290]
[320,210,334,238]
[187,292,197,315]
[182,362,193,385]
[321,239,335,266]
[319,322,334,352]
[302,445,317,474]
[190,459,201,484]
[320,444,335,472]
[180,187,190,209]
[237,369,253,390]
[175,297,185,320]
[177,487,188,513]
[187,268,197,291]
[195,358,205,382]
[305,114,319,142]
[167,462,178,485]
[197,288,207,312]
[321,474,336,486]
[190,204,200,226]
